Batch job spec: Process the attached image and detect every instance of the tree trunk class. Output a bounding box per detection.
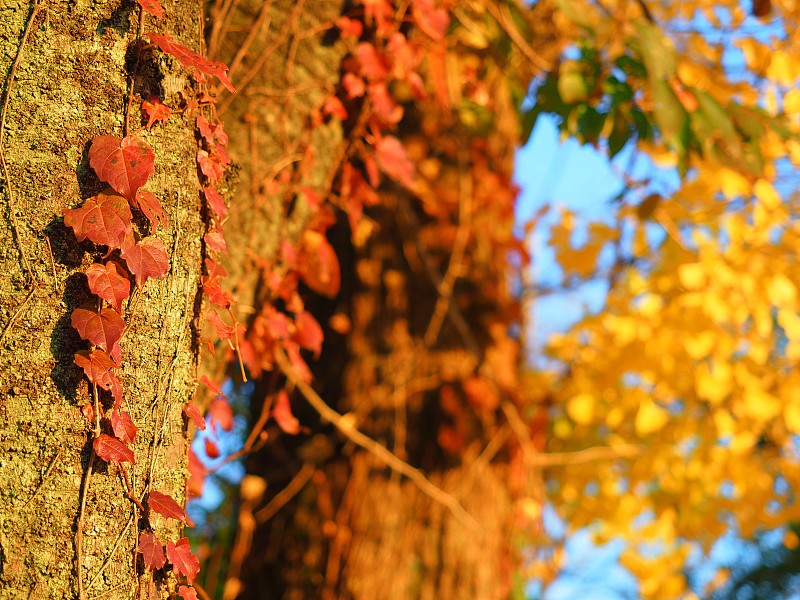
[207,1,560,597]
[0,0,204,597]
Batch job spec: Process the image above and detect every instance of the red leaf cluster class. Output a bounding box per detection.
[273,390,300,435]
[110,409,138,443]
[137,0,164,18]
[148,490,190,523]
[64,190,133,249]
[121,237,170,287]
[142,96,170,128]
[71,307,125,352]
[148,32,236,93]
[89,135,155,201]
[166,537,200,581]
[86,261,130,313]
[94,433,135,464]
[139,532,166,570]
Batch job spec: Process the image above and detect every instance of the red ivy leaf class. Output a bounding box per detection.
[204,437,220,459]
[208,397,234,431]
[204,187,228,218]
[273,390,300,435]
[148,32,236,93]
[356,42,389,81]
[166,537,200,582]
[64,189,133,249]
[197,149,224,181]
[183,401,206,430]
[110,370,123,408]
[207,310,234,341]
[200,375,223,397]
[137,0,164,18]
[74,350,117,389]
[148,490,189,523]
[204,230,227,254]
[94,433,135,464]
[177,586,199,600]
[369,82,403,124]
[323,96,348,120]
[89,135,155,200]
[298,230,340,298]
[187,448,206,497]
[86,261,130,313]
[375,136,415,189]
[412,0,450,40]
[293,311,323,358]
[71,307,125,352]
[343,73,365,99]
[142,96,171,127]
[81,403,94,422]
[336,16,363,37]
[204,278,233,308]
[133,189,169,233]
[196,114,214,144]
[138,532,166,570]
[121,237,169,287]
[110,409,138,443]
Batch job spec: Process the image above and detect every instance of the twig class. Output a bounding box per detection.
[254,463,314,523]
[396,197,482,358]
[226,0,274,79]
[423,148,472,347]
[44,234,57,290]
[75,449,96,600]
[479,0,550,71]
[124,6,145,136]
[0,285,35,346]
[228,307,248,382]
[24,449,62,508]
[217,0,300,113]
[529,443,641,467]
[85,512,134,590]
[0,0,43,285]
[275,348,481,531]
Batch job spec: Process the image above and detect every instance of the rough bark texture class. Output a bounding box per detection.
[0,0,204,597]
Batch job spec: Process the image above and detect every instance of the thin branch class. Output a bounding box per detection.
[85,512,134,591]
[275,348,481,531]
[529,443,641,467]
[396,196,482,358]
[123,6,145,136]
[0,0,43,285]
[75,449,96,600]
[424,148,472,347]
[24,449,62,509]
[0,285,35,346]
[254,463,314,522]
[479,0,550,71]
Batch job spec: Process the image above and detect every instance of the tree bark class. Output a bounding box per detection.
[0,0,204,597]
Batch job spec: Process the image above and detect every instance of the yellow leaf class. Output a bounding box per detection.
[767,51,799,86]
[635,400,669,436]
[742,387,781,423]
[754,179,781,210]
[718,167,751,199]
[767,274,797,308]
[678,263,706,290]
[684,332,715,360]
[785,403,800,433]
[566,392,595,425]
